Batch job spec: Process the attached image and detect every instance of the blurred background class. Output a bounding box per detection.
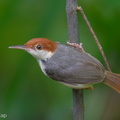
[1,0,120,120]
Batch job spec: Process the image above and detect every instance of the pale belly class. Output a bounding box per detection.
[60,82,94,89]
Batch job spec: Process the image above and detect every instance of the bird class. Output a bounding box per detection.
[9,38,120,93]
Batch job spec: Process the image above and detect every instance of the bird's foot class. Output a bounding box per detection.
[86,86,94,90]
[67,42,84,51]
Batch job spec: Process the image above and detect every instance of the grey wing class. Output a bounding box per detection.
[44,44,105,84]
[54,59,105,84]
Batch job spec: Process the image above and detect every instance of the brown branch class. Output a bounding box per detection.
[77,6,111,72]
[66,0,84,120]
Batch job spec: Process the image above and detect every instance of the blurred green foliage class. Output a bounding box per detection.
[0,0,120,120]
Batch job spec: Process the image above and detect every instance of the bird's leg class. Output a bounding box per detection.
[67,41,84,51]
[86,87,94,90]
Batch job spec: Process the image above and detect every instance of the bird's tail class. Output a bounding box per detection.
[104,71,120,93]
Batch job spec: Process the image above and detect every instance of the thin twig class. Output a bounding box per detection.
[66,0,84,120]
[77,6,111,72]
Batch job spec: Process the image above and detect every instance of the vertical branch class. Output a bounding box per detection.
[72,89,84,120]
[66,0,79,43]
[66,0,84,120]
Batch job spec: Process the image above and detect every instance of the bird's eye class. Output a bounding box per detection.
[36,45,42,50]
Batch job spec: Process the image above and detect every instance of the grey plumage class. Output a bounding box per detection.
[40,43,105,85]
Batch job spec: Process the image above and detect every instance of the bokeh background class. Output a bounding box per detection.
[1,0,120,120]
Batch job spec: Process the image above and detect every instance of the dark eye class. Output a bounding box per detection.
[36,45,42,50]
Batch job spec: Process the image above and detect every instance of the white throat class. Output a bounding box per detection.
[27,49,54,76]
[27,49,54,61]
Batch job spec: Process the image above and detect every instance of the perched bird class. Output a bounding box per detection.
[9,38,120,93]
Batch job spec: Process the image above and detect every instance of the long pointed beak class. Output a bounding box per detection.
[9,45,27,50]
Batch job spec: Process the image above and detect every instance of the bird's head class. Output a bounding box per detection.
[9,38,58,60]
